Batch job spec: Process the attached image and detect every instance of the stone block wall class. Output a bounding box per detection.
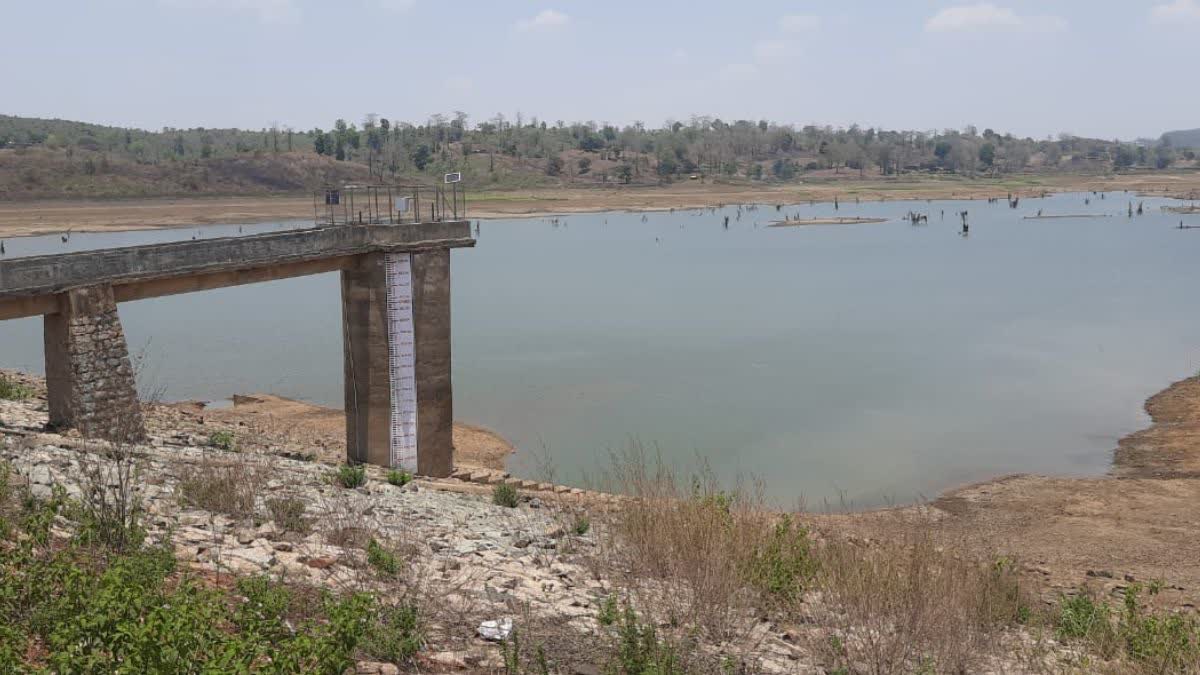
[44,285,145,442]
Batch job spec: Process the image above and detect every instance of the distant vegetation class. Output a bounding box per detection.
[0,113,1195,200]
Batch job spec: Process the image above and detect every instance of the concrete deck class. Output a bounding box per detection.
[0,221,474,319]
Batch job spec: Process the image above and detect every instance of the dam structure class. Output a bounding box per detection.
[0,185,474,477]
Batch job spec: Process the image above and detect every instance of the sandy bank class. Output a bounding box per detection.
[769,217,888,227]
[164,392,515,472]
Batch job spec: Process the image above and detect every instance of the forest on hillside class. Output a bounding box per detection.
[0,113,1195,199]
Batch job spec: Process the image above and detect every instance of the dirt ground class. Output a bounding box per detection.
[1,171,1198,238]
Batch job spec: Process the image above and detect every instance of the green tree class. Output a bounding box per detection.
[978,142,996,167]
[411,144,432,171]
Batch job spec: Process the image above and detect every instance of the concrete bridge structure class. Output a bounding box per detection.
[0,220,475,477]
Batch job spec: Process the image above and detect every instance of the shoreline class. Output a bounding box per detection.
[5,366,1200,607]
[3,171,1200,238]
[184,368,1200,506]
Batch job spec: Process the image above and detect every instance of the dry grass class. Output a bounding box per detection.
[597,444,810,642]
[813,518,1035,674]
[591,445,1045,673]
[265,495,311,534]
[176,458,267,519]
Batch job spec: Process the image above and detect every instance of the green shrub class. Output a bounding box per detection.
[1056,592,1111,641]
[233,575,294,643]
[572,513,591,536]
[492,483,519,508]
[335,464,367,489]
[363,601,424,665]
[207,430,236,452]
[386,469,412,487]
[741,515,816,602]
[0,375,33,401]
[611,605,687,675]
[597,594,619,626]
[1118,584,1200,669]
[366,539,400,577]
[0,480,378,672]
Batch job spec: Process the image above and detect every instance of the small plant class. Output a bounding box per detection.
[366,539,400,577]
[0,375,33,401]
[572,513,591,536]
[598,594,619,626]
[741,514,816,602]
[335,464,367,489]
[492,483,519,508]
[207,430,236,452]
[363,601,424,665]
[1057,592,1112,641]
[386,469,412,487]
[610,605,687,675]
[1117,583,1200,669]
[265,496,310,534]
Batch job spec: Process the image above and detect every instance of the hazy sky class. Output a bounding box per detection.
[3,0,1197,139]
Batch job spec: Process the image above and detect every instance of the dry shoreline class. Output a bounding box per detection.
[200,373,1200,609]
[818,372,1200,610]
[4,364,1200,609]
[2,171,1200,238]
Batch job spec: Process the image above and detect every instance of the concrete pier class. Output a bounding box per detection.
[0,222,474,475]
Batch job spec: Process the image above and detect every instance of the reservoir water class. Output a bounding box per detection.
[3,192,1199,506]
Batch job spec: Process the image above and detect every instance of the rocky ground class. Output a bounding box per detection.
[0,376,821,673]
[7,366,1200,672]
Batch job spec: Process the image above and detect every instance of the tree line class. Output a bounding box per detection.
[2,113,1193,186]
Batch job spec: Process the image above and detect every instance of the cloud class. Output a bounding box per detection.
[161,0,299,24]
[378,0,415,12]
[716,63,759,83]
[1150,0,1200,23]
[925,3,1065,33]
[752,40,798,66]
[515,9,570,32]
[779,13,819,33]
[444,76,473,95]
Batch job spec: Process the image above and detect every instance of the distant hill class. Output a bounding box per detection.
[2,113,1198,200]
[1162,129,1200,149]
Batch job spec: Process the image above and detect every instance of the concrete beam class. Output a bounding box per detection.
[0,222,473,318]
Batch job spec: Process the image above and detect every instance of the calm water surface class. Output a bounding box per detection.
[3,193,1199,506]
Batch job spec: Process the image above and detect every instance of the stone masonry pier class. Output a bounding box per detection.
[0,222,474,475]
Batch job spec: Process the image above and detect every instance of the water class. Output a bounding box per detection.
[3,193,1199,506]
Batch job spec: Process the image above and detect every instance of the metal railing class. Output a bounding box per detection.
[313,182,465,227]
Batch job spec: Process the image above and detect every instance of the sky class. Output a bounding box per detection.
[2,0,1198,140]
